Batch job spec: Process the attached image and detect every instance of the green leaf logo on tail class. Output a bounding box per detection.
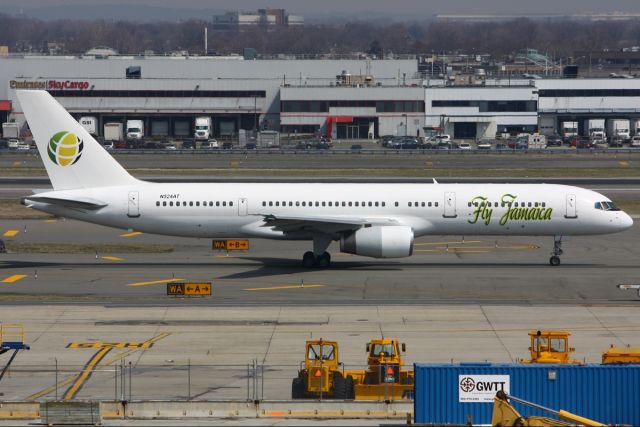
[48,131,84,166]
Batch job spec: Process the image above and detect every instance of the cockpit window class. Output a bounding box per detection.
[595,201,621,211]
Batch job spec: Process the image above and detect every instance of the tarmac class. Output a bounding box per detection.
[1,152,639,425]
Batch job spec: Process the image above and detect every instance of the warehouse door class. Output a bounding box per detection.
[454,122,476,139]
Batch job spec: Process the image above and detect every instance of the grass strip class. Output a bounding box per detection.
[5,242,174,254]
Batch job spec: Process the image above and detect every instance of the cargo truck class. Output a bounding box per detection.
[194,117,212,140]
[584,119,606,140]
[103,122,124,141]
[126,120,144,140]
[537,116,555,136]
[78,116,98,136]
[607,119,630,144]
[561,121,578,143]
[2,122,19,139]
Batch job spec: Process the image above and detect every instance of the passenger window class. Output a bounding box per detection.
[421,202,425,207]
[428,202,432,207]
[230,202,233,206]
[395,202,399,207]
[368,202,372,207]
[348,202,352,207]
[375,202,379,207]
[495,202,498,207]
[275,202,280,206]
[435,202,439,207]
[302,202,306,206]
[528,202,532,207]
[315,202,319,207]
[156,201,160,206]
[535,202,539,207]
[269,201,273,206]
[542,202,546,207]
[262,201,266,207]
[408,202,412,207]
[414,201,418,207]
[196,202,200,206]
[468,202,472,207]
[342,202,346,207]
[223,201,227,207]
[209,202,213,206]
[169,201,173,206]
[355,202,360,207]
[216,201,220,207]
[189,202,193,206]
[328,202,332,207]
[296,201,300,206]
[163,201,167,206]
[382,202,385,207]
[322,202,326,207]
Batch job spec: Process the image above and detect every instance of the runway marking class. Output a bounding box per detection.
[25,332,170,401]
[619,161,630,167]
[3,230,19,237]
[127,278,185,287]
[101,256,124,261]
[1,274,27,283]
[63,346,111,401]
[214,255,239,258]
[44,219,57,223]
[244,284,324,291]
[415,240,482,246]
[120,231,143,237]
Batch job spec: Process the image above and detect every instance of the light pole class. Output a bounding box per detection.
[402,113,407,136]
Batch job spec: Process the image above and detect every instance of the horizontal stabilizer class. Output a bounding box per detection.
[22,195,107,210]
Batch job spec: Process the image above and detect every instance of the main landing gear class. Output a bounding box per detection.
[302,235,332,268]
[550,236,564,266]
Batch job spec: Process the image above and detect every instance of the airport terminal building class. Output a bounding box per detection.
[3,55,640,140]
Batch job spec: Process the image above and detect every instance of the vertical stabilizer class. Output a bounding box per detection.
[16,90,136,190]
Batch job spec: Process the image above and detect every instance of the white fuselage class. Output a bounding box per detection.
[29,182,632,240]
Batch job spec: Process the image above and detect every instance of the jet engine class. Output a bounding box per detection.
[340,226,413,258]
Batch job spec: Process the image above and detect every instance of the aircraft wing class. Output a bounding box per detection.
[258,214,400,235]
[22,195,107,210]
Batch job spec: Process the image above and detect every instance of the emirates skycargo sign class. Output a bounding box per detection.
[10,80,90,90]
[458,375,510,402]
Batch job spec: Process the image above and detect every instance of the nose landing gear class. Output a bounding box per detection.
[550,236,564,266]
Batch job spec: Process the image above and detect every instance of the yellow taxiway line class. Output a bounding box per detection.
[127,278,185,287]
[244,284,324,291]
[3,230,19,237]
[1,274,27,283]
[101,256,124,261]
[415,240,482,246]
[63,347,111,401]
[120,231,143,237]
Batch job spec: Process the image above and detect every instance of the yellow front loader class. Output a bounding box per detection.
[492,391,606,427]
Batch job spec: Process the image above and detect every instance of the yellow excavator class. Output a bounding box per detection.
[492,390,607,427]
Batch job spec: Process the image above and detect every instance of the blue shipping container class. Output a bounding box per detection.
[414,363,640,425]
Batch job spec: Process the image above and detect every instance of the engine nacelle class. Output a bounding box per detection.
[340,226,414,258]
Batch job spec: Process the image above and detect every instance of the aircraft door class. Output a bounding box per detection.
[443,192,457,218]
[565,194,577,218]
[127,191,140,218]
[238,198,248,216]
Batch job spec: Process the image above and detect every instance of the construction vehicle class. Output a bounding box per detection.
[291,338,354,399]
[349,338,414,400]
[492,390,606,426]
[519,331,582,364]
[602,344,640,364]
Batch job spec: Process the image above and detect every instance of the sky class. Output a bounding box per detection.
[3,0,640,21]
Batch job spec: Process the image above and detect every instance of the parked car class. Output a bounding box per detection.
[350,144,363,151]
[165,143,177,150]
[576,138,594,149]
[495,143,508,150]
[546,135,563,147]
[142,141,165,149]
[631,136,640,147]
[476,139,492,149]
[102,141,114,150]
[0,139,8,149]
[400,138,419,149]
[201,139,219,149]
[182,139,196,149]
[245,142,257,149]
[222,142,233,149]
[609,137,624,147]
[593,138,608,148]
[16,143,30,151]
[378,135,395,147]
[458,142,472,150]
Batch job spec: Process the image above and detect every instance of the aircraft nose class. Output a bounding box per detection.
[619,212,634,230]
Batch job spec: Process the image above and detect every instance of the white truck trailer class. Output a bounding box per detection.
[584,119,606,140]
[561,121,578,143]
[104,122,124,141]
[2,122,19,139]
[79,116,98,136]
[607,119,630,143]
[194,117,212,140]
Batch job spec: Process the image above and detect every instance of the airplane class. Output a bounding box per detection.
[17,90,634,268]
